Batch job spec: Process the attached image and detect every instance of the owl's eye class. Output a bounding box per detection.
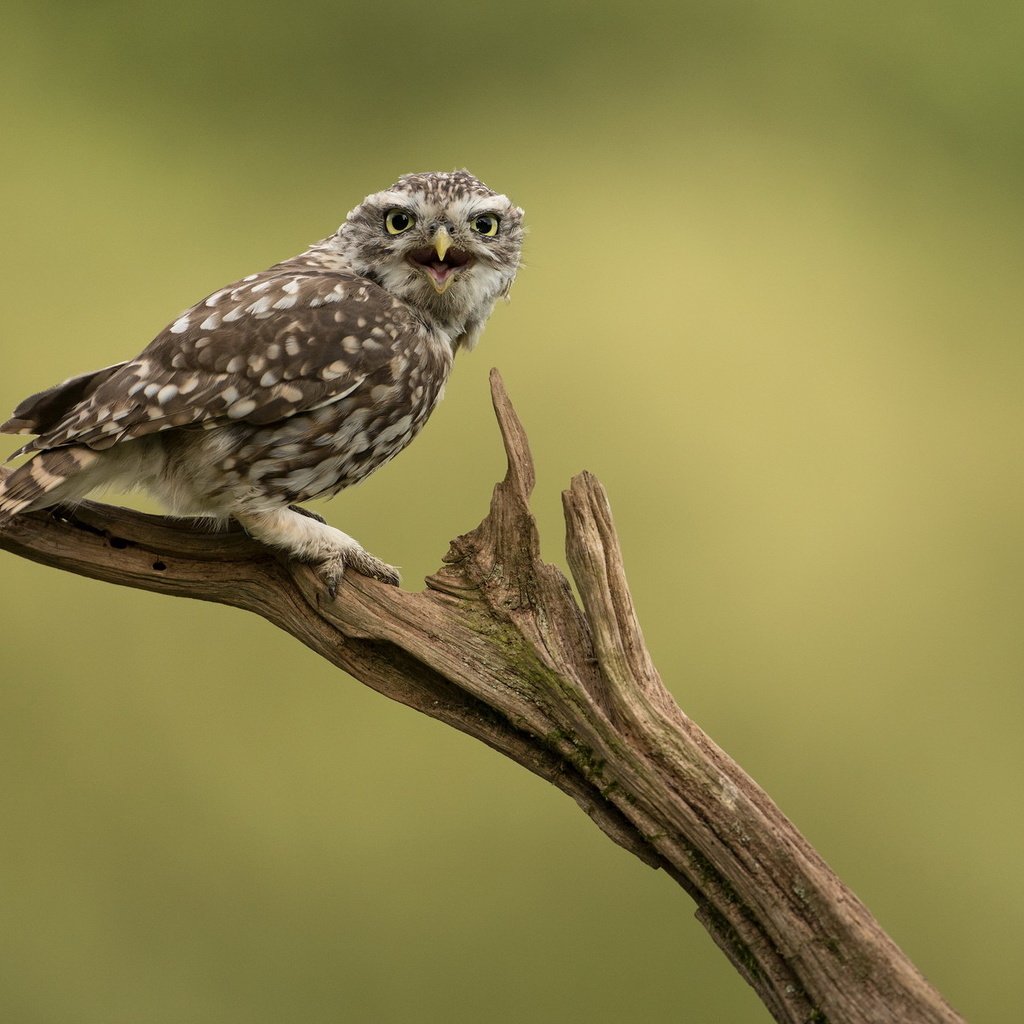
[385,209,415,234]
[470,213,500,237]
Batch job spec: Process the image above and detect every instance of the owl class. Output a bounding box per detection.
[0,170,524,593]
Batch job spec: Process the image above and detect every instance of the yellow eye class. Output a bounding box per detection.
[470,213,500,237]
[385,209,415,234]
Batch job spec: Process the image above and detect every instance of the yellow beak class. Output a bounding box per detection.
[431,226,452,262]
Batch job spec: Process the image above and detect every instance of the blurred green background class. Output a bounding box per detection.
[2,2,1022,1021]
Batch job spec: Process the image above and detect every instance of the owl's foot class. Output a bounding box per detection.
[317,548,401,599]
[233,506,400,598]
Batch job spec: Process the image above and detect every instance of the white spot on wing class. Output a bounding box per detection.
[227,398,258,419]
[321,360,348,380]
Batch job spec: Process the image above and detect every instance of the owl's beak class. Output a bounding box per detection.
[407,227,472,294]
[431,226,453,262]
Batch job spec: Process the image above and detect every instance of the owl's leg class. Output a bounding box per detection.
[233,506,400,596]
[287,504,326,524]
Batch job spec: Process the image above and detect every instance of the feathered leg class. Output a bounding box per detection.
[232,506,400,596]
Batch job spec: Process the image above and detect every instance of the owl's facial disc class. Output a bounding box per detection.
[406,227,474,294]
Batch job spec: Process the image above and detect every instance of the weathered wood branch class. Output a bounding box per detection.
[0,369,963,1024]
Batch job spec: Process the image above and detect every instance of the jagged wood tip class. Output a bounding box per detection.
[488,366,535,499]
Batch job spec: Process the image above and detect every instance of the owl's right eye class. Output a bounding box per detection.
[385,209,415,234]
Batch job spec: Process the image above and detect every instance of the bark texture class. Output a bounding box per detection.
[0,369,963,1024]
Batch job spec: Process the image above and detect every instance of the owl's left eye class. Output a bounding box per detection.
[470,213,500,237]
[385,209,415,234]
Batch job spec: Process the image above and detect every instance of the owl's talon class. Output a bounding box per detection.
[319,558,345,600]
[315,550,400,598]
[342,547,401,587]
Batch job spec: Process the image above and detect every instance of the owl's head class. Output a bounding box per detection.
[334,170,524,349]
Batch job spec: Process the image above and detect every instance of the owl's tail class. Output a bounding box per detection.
[0,446,101,524]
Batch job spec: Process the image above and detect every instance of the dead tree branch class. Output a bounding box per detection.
[0,369,963,1024]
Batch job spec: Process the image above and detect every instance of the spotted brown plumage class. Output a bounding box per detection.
[0,170,524,593]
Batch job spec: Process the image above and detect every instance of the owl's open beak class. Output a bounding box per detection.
[407,228,473,294]
[432,227,452,262]
[425,227,456,293]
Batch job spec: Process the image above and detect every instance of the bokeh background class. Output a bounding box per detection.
[2,2,1022,1021]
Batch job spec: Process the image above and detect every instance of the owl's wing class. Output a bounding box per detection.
[2,361,132,437]
[5,268,415,455]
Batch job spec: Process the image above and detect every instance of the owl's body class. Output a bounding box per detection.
[0,171,523,590]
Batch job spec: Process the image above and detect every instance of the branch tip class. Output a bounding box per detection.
[488,368,535,499]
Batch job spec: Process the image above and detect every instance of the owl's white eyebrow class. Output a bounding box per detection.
[370,190,412,207]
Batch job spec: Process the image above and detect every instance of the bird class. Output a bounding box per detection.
[0,170,524,594]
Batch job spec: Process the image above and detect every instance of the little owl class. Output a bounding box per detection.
[0,170,524,593]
